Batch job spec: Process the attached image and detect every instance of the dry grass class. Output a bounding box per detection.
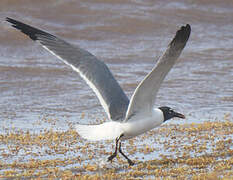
[0,114,232,179]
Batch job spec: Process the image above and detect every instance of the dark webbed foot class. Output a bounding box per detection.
[119,141,134,166]
[127,159,135,166]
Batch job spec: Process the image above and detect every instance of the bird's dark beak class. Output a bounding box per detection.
[174,111,185,119]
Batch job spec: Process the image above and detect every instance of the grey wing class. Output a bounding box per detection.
[6,17,129,121]
[125,24,191,121]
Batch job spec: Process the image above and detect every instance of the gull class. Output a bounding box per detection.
[6,17,191,166]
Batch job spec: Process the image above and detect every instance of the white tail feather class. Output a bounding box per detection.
[75,122,123,141]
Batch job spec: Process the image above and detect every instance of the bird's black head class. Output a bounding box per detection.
[159,106,185,122]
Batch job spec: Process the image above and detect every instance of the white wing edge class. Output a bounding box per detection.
[41,45,111,119]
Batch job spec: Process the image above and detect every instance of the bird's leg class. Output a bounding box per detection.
[107,136,120,162]
[119,141,134,166]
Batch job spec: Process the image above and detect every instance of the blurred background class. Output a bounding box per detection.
[0,0,233,132]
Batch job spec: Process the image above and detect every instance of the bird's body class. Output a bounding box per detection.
[6,17,191,165]
[76,108,164,141]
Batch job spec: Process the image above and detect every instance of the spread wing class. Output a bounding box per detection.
[6,17,129,121]
[125,24,191,121]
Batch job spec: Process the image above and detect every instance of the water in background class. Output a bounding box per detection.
[0,0,233,132]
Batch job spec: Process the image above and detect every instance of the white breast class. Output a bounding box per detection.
[121,108,164,140]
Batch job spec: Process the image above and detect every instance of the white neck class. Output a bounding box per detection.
[152,108,164,125]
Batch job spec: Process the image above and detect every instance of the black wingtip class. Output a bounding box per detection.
[6,17,52,41]
[170,24,191,46]
[6,17,16,27]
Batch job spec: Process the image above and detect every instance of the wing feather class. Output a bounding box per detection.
[6,17,129,121]
[125,24,191,121]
